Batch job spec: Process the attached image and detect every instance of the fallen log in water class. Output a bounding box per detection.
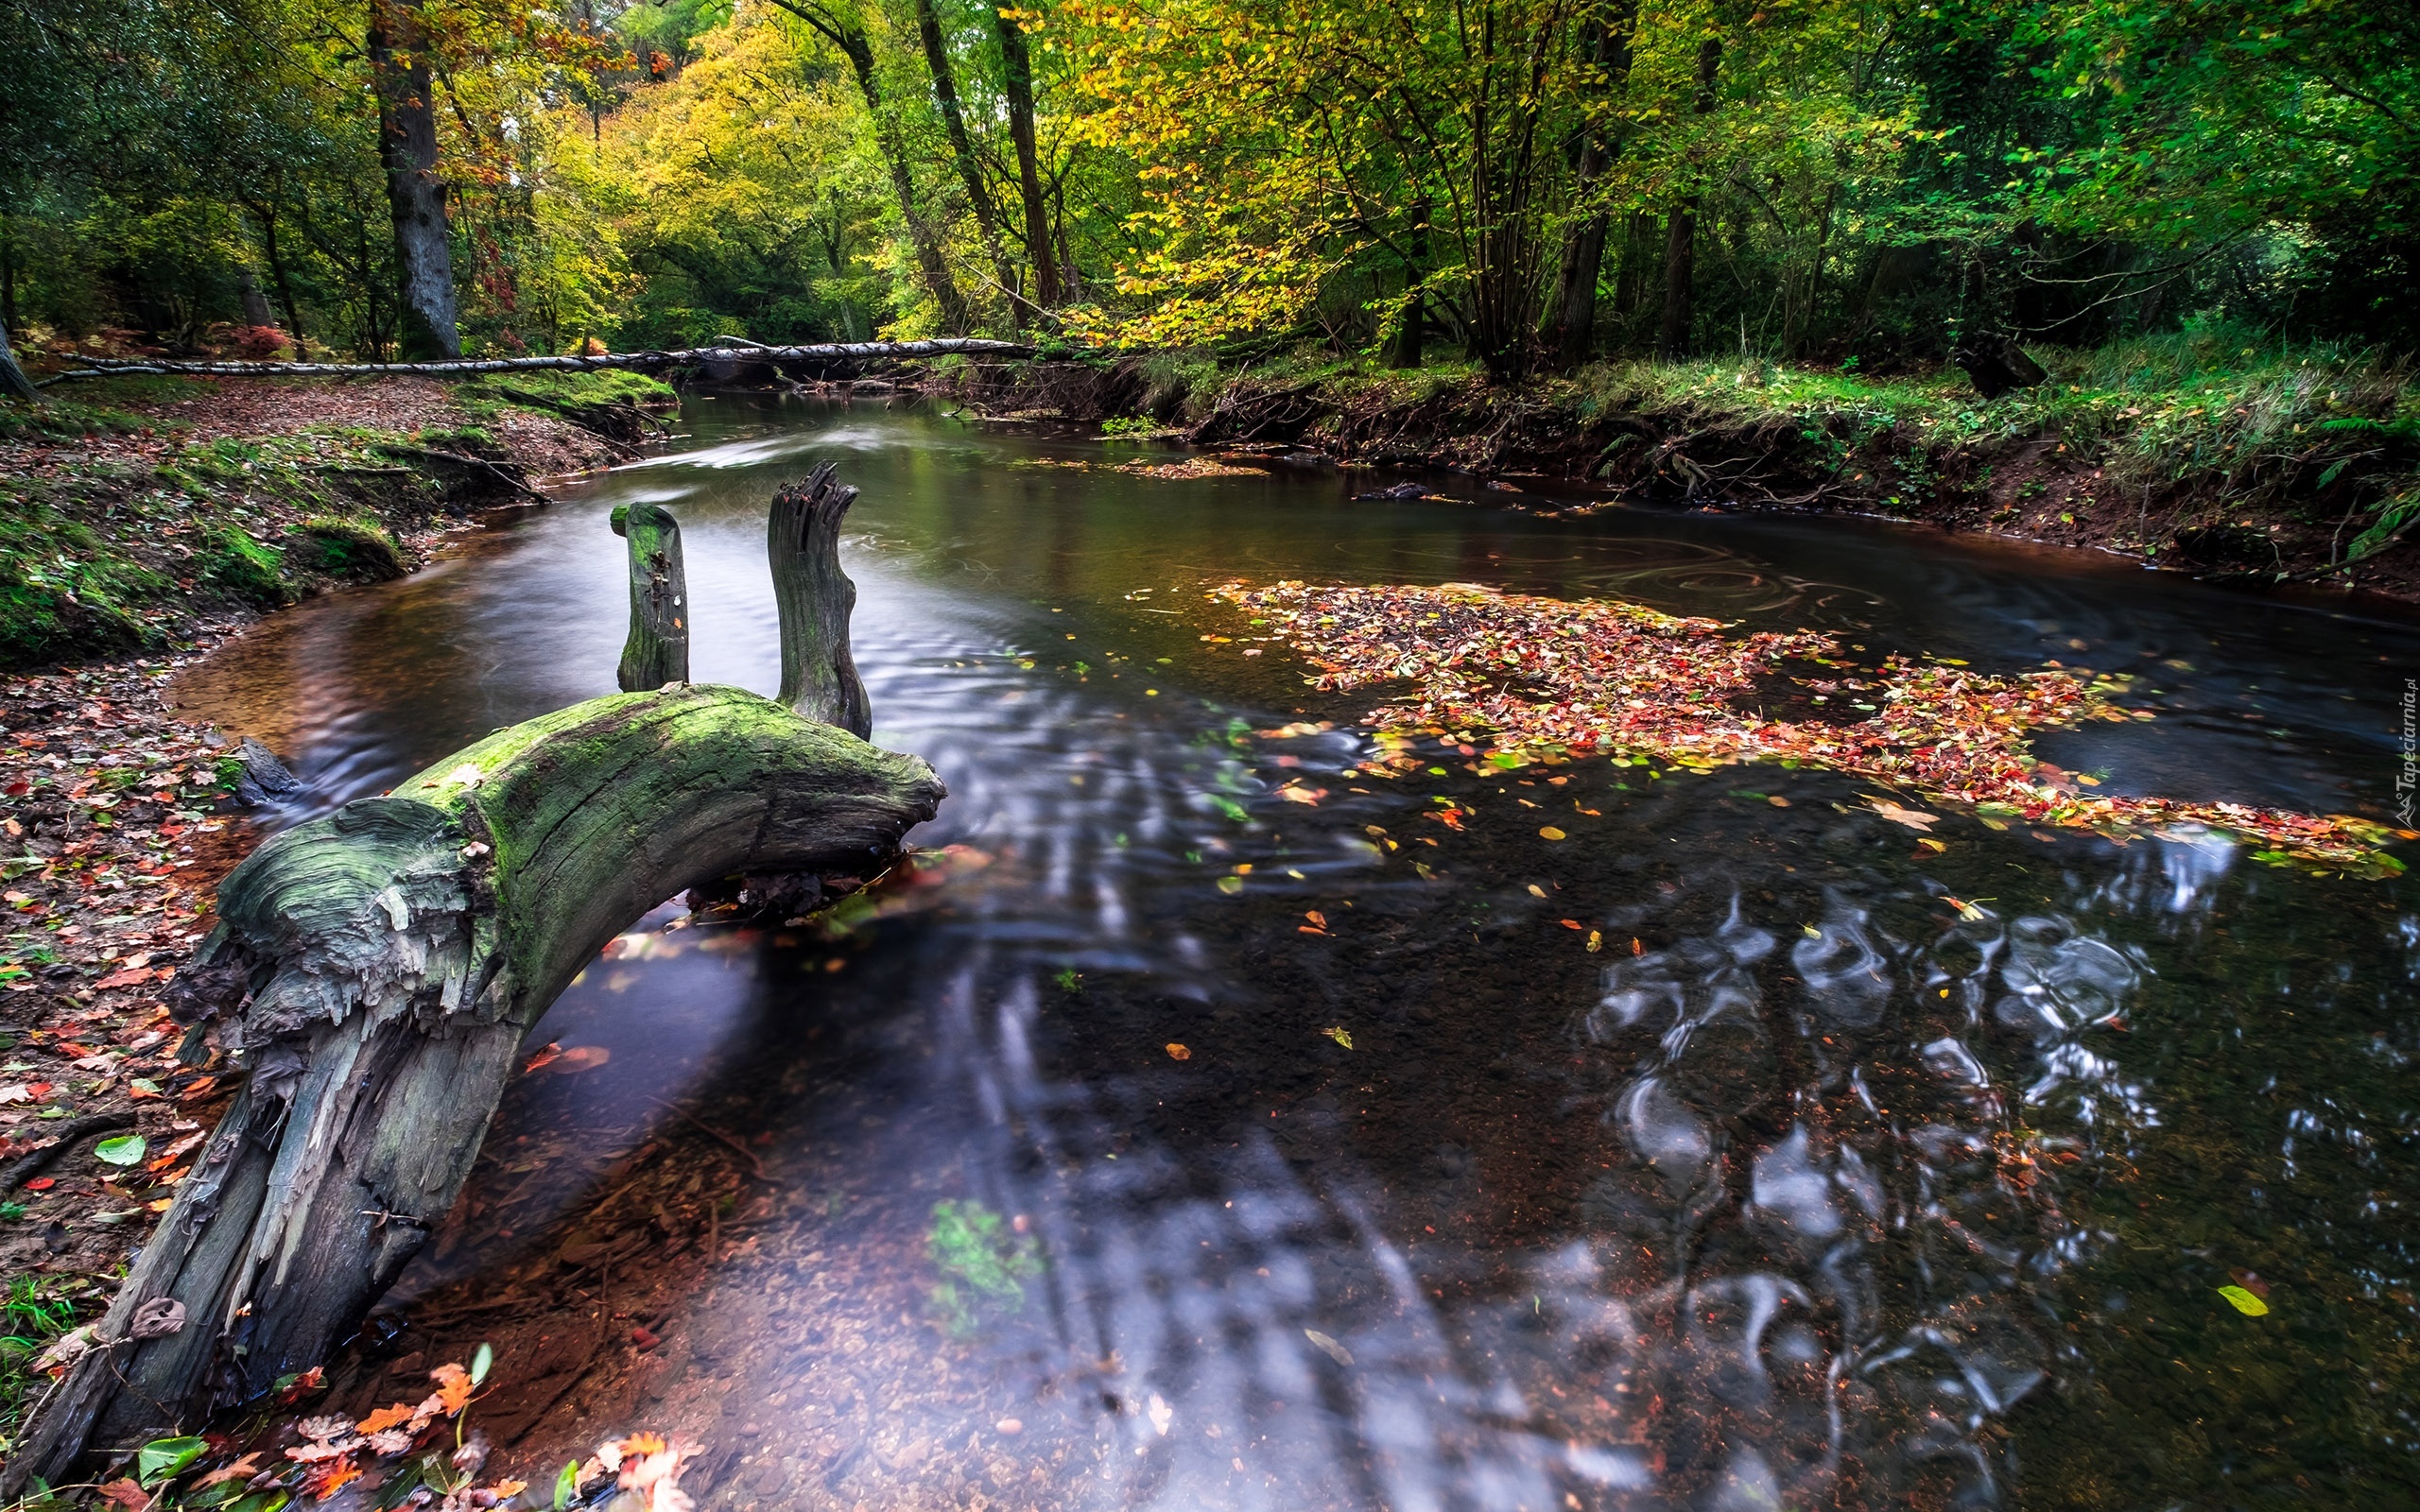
[5,684,942,1487]
[33,337,1034,386]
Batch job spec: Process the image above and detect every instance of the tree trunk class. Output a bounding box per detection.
[1542,2,1637,370]
[1385,197,1430,369]
[0,685,941,1490]
[260,208,306,343]
[368,0,460,359]
[990,3,1060,308]
[0,318,35,404]
[915,0,1027,320]
[611,503,689,691]
[1657,36,1722,362]
[770,464,873,738]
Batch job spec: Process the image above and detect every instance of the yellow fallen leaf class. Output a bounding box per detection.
[2216,1284,2269,1316]
[1322,1026,1353,1049]
[1538,826,1566,840]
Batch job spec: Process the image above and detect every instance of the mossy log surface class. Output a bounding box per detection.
[7,684,942,1486]
[770,464,872,739]
[611,502,689,691]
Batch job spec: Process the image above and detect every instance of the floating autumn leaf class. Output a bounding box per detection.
[1304,1329,1355,1366]
[1322,1025,1353,1049]
[1539,825,1567,840]
[2217,1284,2271,1316]
[539,1045,612,1074]
[1866,798,1941,832]
[1215,580,2402,872]
[1166,1043,1191,1060]
[1216,874,1244,894]
[521,1040,563,1074]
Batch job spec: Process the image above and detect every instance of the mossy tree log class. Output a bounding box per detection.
[5,685,942,1487]
[611,502,689,691]
[770,464,872,738]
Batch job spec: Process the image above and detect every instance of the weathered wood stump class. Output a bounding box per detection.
[611,502,689,691]
[770,465,872,738]
[1950,330,2049,400]
[6,685,942,1486]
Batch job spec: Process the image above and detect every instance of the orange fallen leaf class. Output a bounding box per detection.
[521,1041,563,1074]
[355,1401,418,1435]
[541,1045,612,1074]
[94,1478,150,1512]
[302,1456,360,1501]
[1558,919,1582,930]
[1166,1043,1191,1060]
[198,1452,262,1487]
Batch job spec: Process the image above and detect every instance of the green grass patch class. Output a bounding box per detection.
[199,524,290,607]
[925,1198,1043,1338]
[0,493,166,664]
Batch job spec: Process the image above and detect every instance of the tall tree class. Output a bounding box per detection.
[988,2,1060,307]
[369,0,461,357]
[914,0,1029,319]
[1655,33,1720,359]
[1541,0,1636,369]
[767,0,972,331]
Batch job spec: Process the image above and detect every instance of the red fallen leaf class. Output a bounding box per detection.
[631,1325,660,1349]
[57,1041,96,1057]
[1558,919,1583,930]
[521,1041,563,1074]
[26,1081,53,1100]
[25,1177,56,1192]
[4,781,26,797]
[276,1366,326,1405]
[177,1075,219,1103]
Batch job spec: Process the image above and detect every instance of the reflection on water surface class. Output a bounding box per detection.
[178,397,2420,1509]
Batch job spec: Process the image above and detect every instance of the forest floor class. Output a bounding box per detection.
[946,328,2420,606]
[0,369,661,1462]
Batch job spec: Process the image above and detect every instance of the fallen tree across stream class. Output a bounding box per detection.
[32,337,1034,386]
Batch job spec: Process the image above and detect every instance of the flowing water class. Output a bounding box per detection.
[177,397,2420,1511]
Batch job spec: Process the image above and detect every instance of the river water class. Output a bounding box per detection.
[178,397,2420,1510]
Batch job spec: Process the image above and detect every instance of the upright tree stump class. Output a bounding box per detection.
[4,686,942,1488]
[769,464,873,738]
[1950,331,2049,399]
[611,502,689,691]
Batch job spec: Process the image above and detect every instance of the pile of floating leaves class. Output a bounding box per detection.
[1213,579,2405,875]
[1012,455,1263,479]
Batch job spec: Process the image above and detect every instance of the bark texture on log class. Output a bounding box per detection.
[611,503,689,692]
[3,685,942,1488]
[770,465,872,739]
[38,338,1032,387]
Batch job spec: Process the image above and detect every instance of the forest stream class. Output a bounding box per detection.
[169,396,2420,1511]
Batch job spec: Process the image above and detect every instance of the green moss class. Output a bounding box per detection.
[199,524,290,607]
[286,516,406,583]
[0,493,165,666]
